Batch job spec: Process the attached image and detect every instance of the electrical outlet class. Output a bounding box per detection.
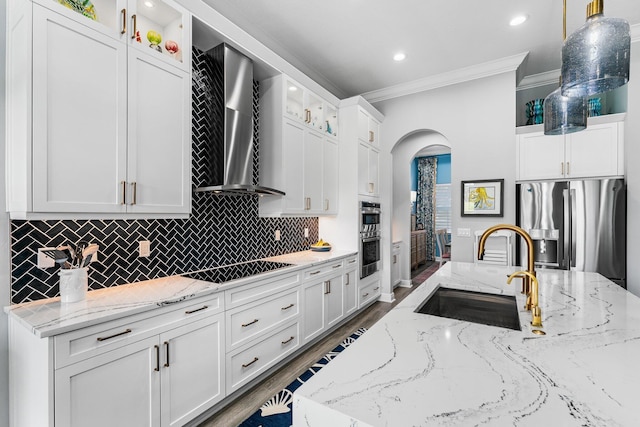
[37,248,56,269]
[139,240,151,257]
[275,230,281,241]
[304,228,309,238]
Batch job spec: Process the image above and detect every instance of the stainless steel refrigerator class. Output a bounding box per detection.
[516,179,626,288]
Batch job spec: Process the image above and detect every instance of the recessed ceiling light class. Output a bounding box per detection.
[144,1,155,8]
[510,15,528,26]
[393,52,406,62]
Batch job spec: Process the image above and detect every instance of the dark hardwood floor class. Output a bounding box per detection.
[197,283,421,427]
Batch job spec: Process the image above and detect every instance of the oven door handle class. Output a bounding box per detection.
[362,236,380,243]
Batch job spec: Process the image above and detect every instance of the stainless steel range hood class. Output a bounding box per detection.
[195,43,285,196]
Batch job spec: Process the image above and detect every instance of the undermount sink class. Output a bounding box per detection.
[415,287,521,331]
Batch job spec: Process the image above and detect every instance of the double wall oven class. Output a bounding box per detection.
[360,201,381,279]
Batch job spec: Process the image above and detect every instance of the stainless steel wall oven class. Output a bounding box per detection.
[360,201,381,278]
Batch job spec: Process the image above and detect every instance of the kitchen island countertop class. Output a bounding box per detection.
[293,261,640,426]
[5,249,356,338]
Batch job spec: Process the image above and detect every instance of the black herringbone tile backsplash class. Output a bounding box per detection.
[10,48,318,304]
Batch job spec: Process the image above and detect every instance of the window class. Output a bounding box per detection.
[435,183,451,234]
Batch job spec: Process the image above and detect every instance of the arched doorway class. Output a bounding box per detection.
[391,130,451,287]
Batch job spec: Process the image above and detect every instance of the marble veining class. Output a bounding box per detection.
[5,250,356,338]
[293,262,640,426]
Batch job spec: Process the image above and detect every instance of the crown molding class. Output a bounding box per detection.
[517,70,560,91]
[361,52,529,104]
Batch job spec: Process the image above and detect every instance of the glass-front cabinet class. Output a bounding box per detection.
[38,0,189,71]
[284,78,338,138]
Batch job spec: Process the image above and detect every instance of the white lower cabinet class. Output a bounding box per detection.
[9,255,368,427]
[303,269,345,343]
[54,311,225,427]
[359,276,381,308]
[55,336,160,427]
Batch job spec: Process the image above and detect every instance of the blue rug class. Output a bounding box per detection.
[239,328,368,427]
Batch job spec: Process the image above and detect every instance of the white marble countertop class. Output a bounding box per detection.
[294,261,640,426]
[5,249,356,338]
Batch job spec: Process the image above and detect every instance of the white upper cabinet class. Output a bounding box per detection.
[6,0,191,217]
[516,114,625,182]
[259,74,340,216]
[285,78,339,138]
[358,109,380,146]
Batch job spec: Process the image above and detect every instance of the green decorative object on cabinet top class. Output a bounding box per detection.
[59,0,97,21]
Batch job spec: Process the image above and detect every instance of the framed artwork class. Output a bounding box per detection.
[461,179,504,217]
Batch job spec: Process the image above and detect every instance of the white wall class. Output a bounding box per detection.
[1,0,10,424]
[626,39,640,296]
[374,72,517,284]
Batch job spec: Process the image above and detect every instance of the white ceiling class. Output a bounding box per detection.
[199,0,640,99]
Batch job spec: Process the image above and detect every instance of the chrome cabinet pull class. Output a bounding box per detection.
[281,336,294,345]
[120,181,126,205]
[242,357,259,368]
[566,162,570,175]
[324,280,330,294]
[163,341,170,367]
[561,162,564,175]
[281,303,294,311]
[309,270,321,276]
[348,259,357,264]
[97,328,132,342]
[154,345,160,372]
[242,318,259,327]
[362,292,369,298]
[120,9,126,35]
[332,264,341,269]
[131,182,137,205]
[345,273,350,286]
[131,14,137,40]
[185,305,208,315]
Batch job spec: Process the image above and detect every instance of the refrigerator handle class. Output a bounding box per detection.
[562,188,570,269]
[570,189,577,268]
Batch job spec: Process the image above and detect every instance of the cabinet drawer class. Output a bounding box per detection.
[359,280,381,308]
[303,260,344,280]
[54,293,222,368]
[226,321,300,393]
[343,256,358,269]
[227,288,300,350]
[225,272,300,309]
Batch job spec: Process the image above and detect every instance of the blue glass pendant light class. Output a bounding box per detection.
[544,0,587,135]
[561,0,630,97]
[544,84,587,135]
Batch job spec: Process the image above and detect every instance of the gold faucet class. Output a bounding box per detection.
[507,270,542,328]
[477,224,536,310]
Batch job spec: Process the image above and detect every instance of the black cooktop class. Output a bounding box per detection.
[183,260,293,284]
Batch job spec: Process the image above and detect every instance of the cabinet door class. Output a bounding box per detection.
[32,5,128,213]
[160,315,225,427]
[283,120,306,212]
[357,109,369,142]
[325,275,344,329]
[369,118,380,146]
[344,268,358,316]
[565,122,621,178]
[391,250,400,286]
[55,336,160,427]
[303,280,325,342]
[517,132,565,181]
[127,50,191,213]
[322,138,339,214]
[358,142,370,196]
[368,148,379,196]
[304,130,324,212]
